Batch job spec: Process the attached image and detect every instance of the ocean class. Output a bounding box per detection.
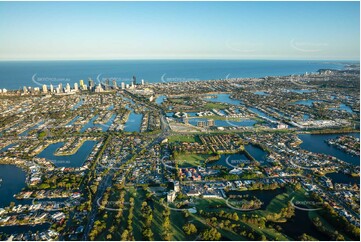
[0,60,351,90]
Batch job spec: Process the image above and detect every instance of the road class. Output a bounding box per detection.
[82,92,170,240]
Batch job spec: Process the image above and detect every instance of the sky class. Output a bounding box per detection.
[0,1,359,61]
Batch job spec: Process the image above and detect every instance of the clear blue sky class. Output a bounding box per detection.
[0,1,359,60]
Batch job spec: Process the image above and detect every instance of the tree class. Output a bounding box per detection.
[121,229,129,241]
[142,228,153,241]
[183,223,197,235]
[201,228,221,241]
[232,212,239,221]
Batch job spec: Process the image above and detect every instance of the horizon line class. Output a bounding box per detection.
[0,58,359,62]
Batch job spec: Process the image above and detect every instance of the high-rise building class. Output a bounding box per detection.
[95,83,103,93]
[42,84,48,94]
[23,86,28,93]
[58,83,63,93]
[74,83,79,91]
[88,78,94,91]
[141,79,145,85]
[132,75,136,86]
[50,84,54,93]
[66,83,71,93]
[121,82,125,89]
[79,80,84,89]
[112,80,117,88]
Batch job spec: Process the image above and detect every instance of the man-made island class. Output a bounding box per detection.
[0,65,359,241]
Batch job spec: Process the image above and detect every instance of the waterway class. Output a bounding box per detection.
[245,144,268,162]
[329,104,354,114]
[65,116,80,126]
[325,172,359,185]
[279,209,329,240]
[123,111,143,132]
[0,143,17,154]
[80,114,116,132]
[298,133,360,166]
[287,89,316,94]
[254,91,269,96]
[292,100,321,106]
[188,118,257,127]
[18,121,44,137]
[226,187,285,209]
[0,165,27,208]
[155,95,166,105]
[203,93,243,106]
[71,99,83,110]
[36,141,97,167]
[248,107,278,122]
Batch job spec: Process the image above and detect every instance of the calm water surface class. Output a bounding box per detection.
[298,133,360,166]
[36,141,97,167]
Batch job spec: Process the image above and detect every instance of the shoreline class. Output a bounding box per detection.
[0,62,353,93]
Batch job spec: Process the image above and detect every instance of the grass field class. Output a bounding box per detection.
[168,134,199,143]
[174,153,210,167]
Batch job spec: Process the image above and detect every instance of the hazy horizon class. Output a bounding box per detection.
[0,1,359,61]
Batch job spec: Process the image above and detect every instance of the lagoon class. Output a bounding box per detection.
[204,93,243,106]
[0,165,27,208]
[36,141,97,167]
[298,133,360,166]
